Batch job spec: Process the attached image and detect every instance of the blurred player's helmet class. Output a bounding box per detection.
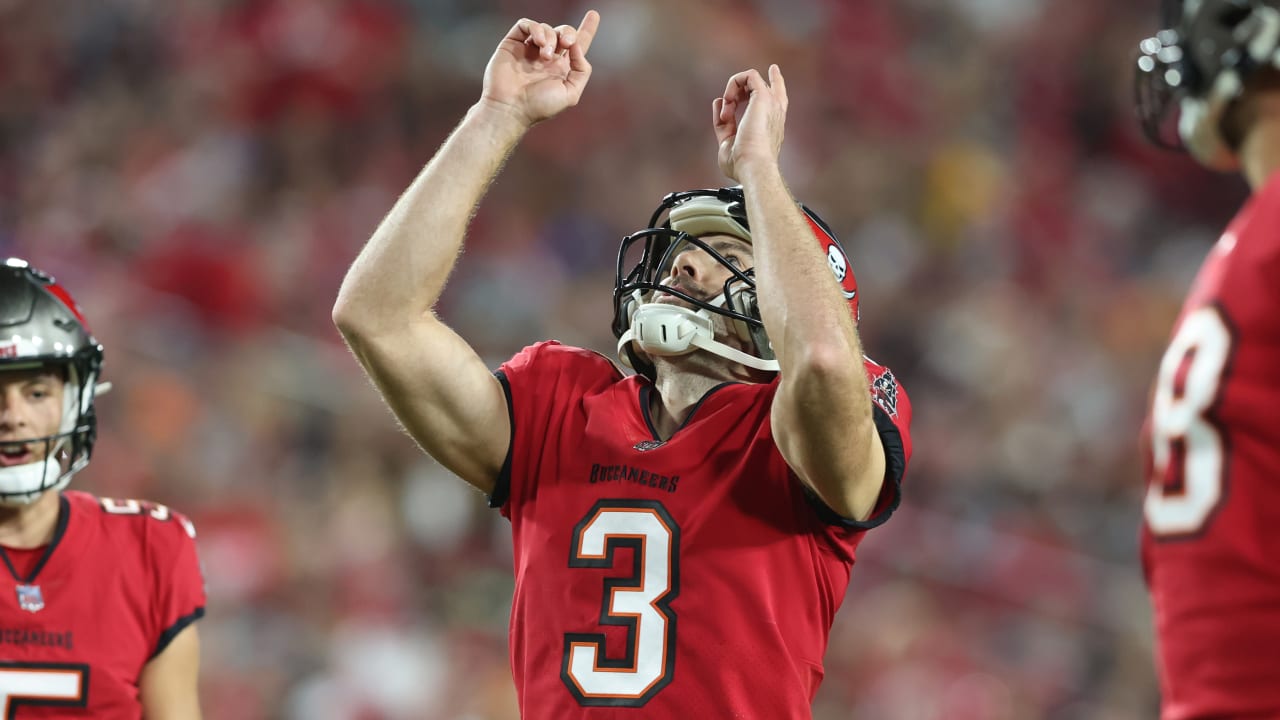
[613,187,858,379]
[1136,0,1280,168]
[0,259,106,505]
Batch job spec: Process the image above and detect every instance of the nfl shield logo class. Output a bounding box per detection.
[16,584,44,613]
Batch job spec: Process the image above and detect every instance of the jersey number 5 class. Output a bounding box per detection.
[1145,306,1233,537]
[562,499,679,707]
[0,663,89,717]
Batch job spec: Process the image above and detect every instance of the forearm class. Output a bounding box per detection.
[740,160,882,515]
[738,162,864,378]
[333,101,529,335]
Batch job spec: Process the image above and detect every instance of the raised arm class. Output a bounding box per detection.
[712,65,885,520]
[332,11,599,494]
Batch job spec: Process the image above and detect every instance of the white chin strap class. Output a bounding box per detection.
[0,456,70,507]
[617,301,779,373]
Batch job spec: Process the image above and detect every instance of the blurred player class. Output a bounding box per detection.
[334,10,911,718]
[1135,1,1280,717]
[0,259,205,718]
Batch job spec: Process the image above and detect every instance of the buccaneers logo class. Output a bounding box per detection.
[871,368,899,418]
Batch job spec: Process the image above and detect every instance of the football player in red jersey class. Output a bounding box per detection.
[334,10,911,719]
[1136,2,1280,718]
[0,259,205,718]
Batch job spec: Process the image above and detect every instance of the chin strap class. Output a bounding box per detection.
[617,302,780,373]
[0,456,69,506]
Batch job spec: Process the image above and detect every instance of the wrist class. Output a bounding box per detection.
[469,99,535,141]
[735,156,784,190]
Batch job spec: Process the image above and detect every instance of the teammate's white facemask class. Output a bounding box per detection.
[0,367,105,506]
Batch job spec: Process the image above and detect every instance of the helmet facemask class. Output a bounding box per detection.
[1135,0,1280,168]
[613,188,858,380]
[615,228,776,376]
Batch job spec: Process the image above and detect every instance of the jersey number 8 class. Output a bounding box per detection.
[1145,306,1233,537]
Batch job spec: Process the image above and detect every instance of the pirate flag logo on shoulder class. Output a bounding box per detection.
[871,368,900,418]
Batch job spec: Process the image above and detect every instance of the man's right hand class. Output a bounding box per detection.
[481,10,600,127]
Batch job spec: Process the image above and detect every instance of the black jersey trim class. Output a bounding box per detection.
[805,405,905,530]
[151,607,205,660]
[638,381,739,441]
[639,384,659,439]
[487,370,516,509]
[0,495,71,584]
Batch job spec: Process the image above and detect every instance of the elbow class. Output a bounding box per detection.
[331,290,385,343]
[332,294,438,347]
[786,342,874,425]
[331,294,361,338]
[791,340,860,385]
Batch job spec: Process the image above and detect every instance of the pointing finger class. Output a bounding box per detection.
[575,10,600,56]
[770,64,787,108]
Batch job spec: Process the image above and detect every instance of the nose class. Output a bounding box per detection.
[667,245,711,283]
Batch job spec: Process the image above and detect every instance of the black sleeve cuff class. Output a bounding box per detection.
[486,370,516,509]
[805,404,906,529]
[151,607,205,660]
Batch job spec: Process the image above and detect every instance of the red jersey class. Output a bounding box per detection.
[0,490,205,719]
[1142,171,1280,719]
[492,341,912,719]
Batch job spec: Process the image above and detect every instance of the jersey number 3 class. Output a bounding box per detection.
[1145,306,1233,537]
[562,499,679,707]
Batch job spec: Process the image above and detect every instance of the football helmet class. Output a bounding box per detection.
[1135,0,1280,169]
[0,259,106,505]
[612,187,859,379]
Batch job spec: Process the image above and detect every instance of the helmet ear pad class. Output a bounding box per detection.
[721,279,773,362]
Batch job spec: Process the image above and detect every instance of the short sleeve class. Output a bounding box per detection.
[805,358,913,531]
[149,509,206,659]
[488,341,623,513]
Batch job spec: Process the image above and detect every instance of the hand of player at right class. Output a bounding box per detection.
[714,65,788,182]
[480,10,599,128]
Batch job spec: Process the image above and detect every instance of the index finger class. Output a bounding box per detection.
[769,64,786,105]
[575,10,600,55]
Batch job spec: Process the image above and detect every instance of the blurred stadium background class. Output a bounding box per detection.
[0,0,1249,717]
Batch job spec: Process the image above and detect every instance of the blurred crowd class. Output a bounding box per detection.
[0,0,1250,717]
